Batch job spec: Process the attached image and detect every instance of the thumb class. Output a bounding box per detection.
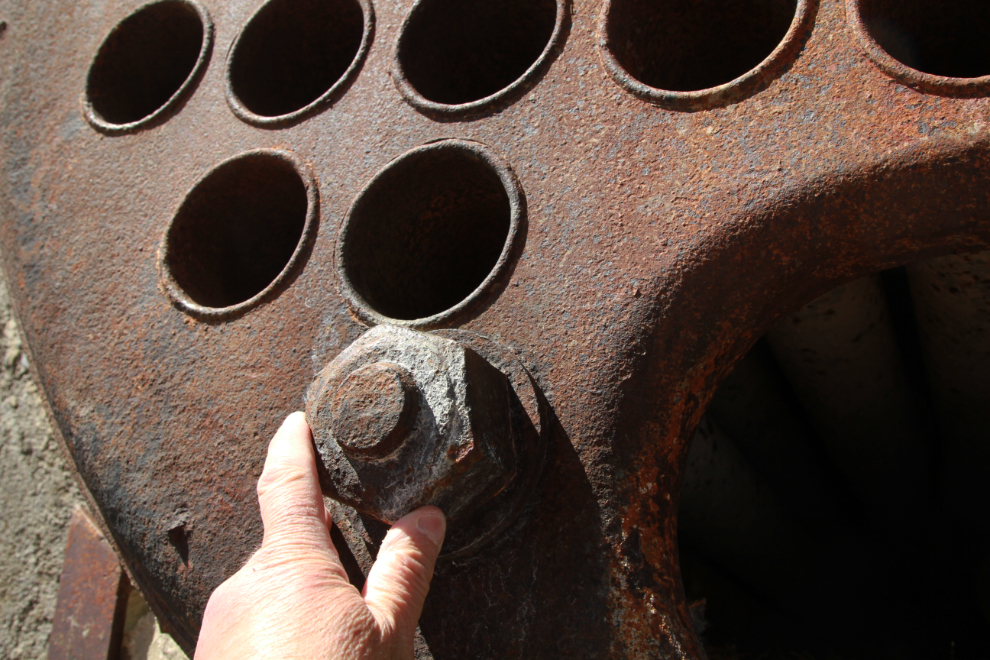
[363,506,446,642]
[256,411,334,554]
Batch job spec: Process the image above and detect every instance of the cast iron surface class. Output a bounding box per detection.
[1,0,989,657]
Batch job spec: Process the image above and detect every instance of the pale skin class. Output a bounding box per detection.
[195,411,447,659]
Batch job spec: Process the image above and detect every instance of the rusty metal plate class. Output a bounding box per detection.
[1,0,989,657]
[49,507,128,660]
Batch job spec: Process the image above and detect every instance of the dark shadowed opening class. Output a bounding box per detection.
[341,147,512,321]
[228,0,365,118]
[858,0,990,78]
[87,0,205,125]
[397,0,558,105]
[167,524,190,564]
[605,0,797,92]
[680,265,990,659]
[164,154,309,309]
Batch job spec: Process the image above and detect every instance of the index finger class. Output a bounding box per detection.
[256,412,336,555]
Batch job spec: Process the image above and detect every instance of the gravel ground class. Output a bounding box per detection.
[0,273,186,659]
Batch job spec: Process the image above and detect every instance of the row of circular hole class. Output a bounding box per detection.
[160,140,523,327]
[86,0,990,133]
[84,0,567,131]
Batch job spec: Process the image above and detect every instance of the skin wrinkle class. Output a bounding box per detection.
[366,550,432,611]
[195,412,446,660]
[364,521,438,635]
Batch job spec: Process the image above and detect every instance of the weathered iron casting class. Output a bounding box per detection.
[1,0,990,657]
[307,325,547,558]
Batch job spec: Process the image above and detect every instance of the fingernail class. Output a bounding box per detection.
[285,410,307,426]
[416,510,446,547]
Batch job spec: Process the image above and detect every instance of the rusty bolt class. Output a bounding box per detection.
[307,325,517,523]
[327,362,418,459]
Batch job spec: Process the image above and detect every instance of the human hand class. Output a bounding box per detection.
[195,412,446,659]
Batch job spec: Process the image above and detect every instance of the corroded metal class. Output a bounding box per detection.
[49,507,129,660]
[2,0,990,657]
[83,0,214,134]
[311,326,547,560]
[306,325,517,526]
[325,361,419,459]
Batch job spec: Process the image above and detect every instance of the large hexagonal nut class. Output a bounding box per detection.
[306,325,517,523]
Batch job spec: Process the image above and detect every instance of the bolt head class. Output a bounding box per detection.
[328,362,417,459]
[306,325,517,523]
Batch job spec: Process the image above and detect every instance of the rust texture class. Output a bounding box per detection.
[0,0,989,657]
[48,507,129,660]
[306,325,520,528]
[309,326,547,561]
[326,361,419,459]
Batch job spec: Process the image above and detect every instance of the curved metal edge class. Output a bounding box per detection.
[605,136,990,660]
[0,245,203,654]
[157,148,320,321]
[81,0,215,135]
[390,0,571,120]
[844,0,990,98]
[335,138,526,330]
[596,0,818,112]
[224,0,376,128]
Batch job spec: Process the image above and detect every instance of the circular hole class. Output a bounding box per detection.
[162,151,315,315]
[856,0,990,79]
[86,0,209,129]
[228,0,368,121]
[396,0,560,108]
[603,0,798,93]
[339,141,521,324]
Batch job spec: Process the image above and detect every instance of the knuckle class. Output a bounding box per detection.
[257,462,310,500]
[384,549,434,599]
